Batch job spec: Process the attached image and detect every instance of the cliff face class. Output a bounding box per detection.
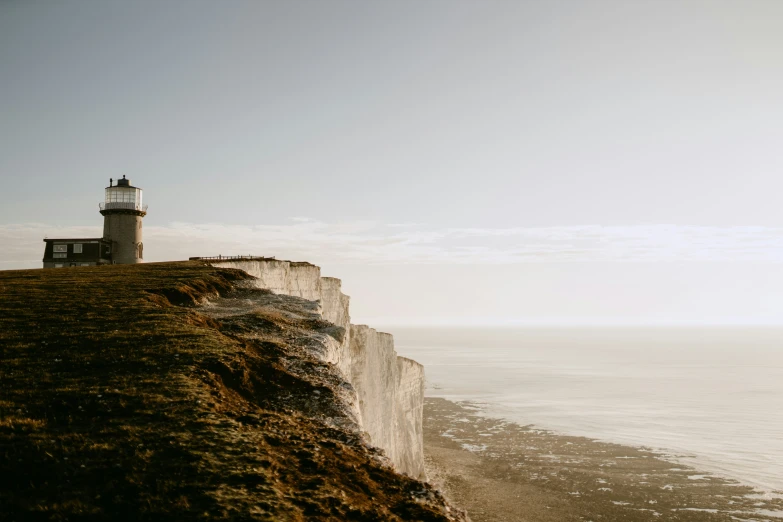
[348,327,426,479]
[213,259,322,301]
[211,259,426,479]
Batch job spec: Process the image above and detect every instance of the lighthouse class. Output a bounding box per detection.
[99,175,147,264]
[42,176,147,268]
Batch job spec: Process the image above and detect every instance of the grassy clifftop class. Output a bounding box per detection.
[0,262,463,521]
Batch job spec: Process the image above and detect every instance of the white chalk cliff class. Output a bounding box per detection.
[210,259,426,479]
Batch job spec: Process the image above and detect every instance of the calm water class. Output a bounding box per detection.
[392,327,783,492]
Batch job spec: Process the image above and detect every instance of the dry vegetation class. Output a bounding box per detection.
[0,262,464,521]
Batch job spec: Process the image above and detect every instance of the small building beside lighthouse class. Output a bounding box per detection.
[42,176,147,268]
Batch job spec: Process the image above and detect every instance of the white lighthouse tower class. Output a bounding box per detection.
[99,175,147,264]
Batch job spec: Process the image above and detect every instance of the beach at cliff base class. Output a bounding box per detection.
[424,397,783,522]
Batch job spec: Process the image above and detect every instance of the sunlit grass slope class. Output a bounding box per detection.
[0,262,460,521]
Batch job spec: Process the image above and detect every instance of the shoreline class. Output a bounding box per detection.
[423,397,783,522]
[427,394,781,495]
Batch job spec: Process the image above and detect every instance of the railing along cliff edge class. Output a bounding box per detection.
[189,255,275,261]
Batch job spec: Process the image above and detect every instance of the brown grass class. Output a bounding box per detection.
[0,262,463,521]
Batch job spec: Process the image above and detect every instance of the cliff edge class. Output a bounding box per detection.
[209,258,426,479]
[0,262,465,521]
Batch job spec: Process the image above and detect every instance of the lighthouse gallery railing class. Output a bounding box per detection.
[99,202,148,212]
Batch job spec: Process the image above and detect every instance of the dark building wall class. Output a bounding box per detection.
[42,239,111,268]
[43,261,100,268]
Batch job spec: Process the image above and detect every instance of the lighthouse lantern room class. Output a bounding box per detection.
[102,175,144,211]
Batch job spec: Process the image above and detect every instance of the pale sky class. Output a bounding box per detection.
[2,1,783,325]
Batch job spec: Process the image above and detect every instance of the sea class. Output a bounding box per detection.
[392,326,783,493]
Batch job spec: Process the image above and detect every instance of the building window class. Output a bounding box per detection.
[54,264,64,268]
[53,245,67,253]
[53,253,67,258]
[81,263,91,266]
[73,244,83,253]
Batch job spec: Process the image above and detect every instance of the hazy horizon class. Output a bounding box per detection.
[3,1,783,326]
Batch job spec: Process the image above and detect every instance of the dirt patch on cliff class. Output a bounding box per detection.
[0,262,466,521]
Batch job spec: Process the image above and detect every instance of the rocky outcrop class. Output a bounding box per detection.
[210,258,426,479]
[320,277,350,329]
[348,326,427,479]
[318,276,353,380]
[395,356,427,478]
[211,259,322,301]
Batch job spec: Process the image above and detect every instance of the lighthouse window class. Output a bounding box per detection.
[53,245,67,253]
[106,187,140,204]
[73,244,83,253]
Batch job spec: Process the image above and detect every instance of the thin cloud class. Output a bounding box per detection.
[3,220,783,269]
